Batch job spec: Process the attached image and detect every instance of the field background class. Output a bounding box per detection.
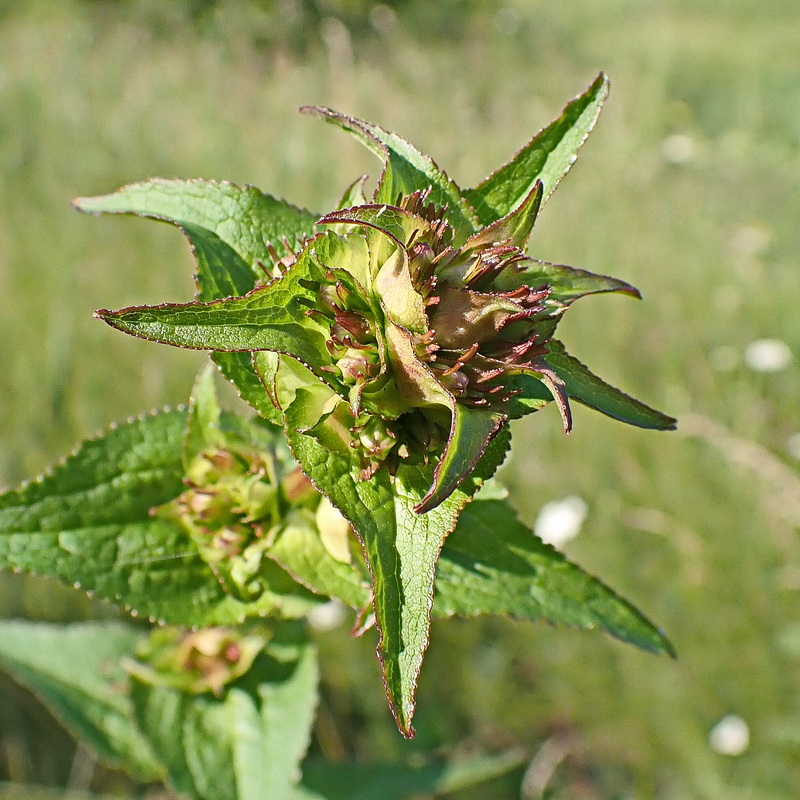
[1,0,800,797]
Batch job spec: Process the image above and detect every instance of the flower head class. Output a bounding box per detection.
[288,181,572,510]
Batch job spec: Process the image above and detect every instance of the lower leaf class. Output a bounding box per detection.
[0,409,321,627]
[436,499,674,655]
[0,621,162,782]
[130,625,319,800]
[283,385,508,737]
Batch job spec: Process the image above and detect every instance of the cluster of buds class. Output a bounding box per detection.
[299,185,572,494]
[406,191,569,421]
[156,446,286,599]
[320,190,568,410]
[312,270,382,403]
[126,626,266,696]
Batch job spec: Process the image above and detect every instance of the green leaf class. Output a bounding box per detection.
[465,74,610,225]
[237,631,319,799]
[74,178,318,280]
[214,351,283,425]
[186,222,283,424]
[435,499,674,655]
[76,180,317,425]
[283,385,508,737]
[459,181,543,253]
[129,684,200,797]
[492,258,641,304]
[0,409,193,621]
[268,510,372,612]
[0,410,321,626]
[95,253,333,382]
[336,174,369,210]
[183,364,225,469]
[415,405,507,514]
[0,621,162,781]
[130,626,319,800]
[320,203,433,250]
[545,340,677,430]
[302,107,479,242]
[303,749,526,800]
[188,223,260,300]
[504,375,554,420]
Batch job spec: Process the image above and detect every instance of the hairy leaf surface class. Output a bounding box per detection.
[187,222,282,423]
[75,179,317,279]
[302,107,479,242]
[0,410,320,625]
[284,384,509,737]
[96,256,333,382]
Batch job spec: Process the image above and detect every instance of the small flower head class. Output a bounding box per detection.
[286,183,575,510]
[126,626,267,696]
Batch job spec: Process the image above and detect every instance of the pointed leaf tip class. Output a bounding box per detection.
[546,340,676,431]
[302,104,480,240]
[465,73,610,225]
[437,498,675,656]
[415,405,506,514]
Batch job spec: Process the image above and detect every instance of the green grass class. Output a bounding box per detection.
[2,0,800,796]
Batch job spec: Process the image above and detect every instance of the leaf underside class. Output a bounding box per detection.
[76,179,320,424]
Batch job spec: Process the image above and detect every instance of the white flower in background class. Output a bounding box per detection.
[370,4,397,35]
[307,600,347,632]
[786,433,800,461]
[744,339,792,373]
[534,496,588,549]
[709,714,750,756]
[662,133,696,165]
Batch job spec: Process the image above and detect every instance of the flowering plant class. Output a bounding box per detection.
[78,73,673,735]
[0,74,675,800]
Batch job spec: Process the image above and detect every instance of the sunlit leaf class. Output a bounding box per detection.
[492,258,641,304]
[436,500,674,655]
[130,625,319,800]
[545,340,677,430]
[186,222,283,424]
[303,107,479,242]
[465,73,609,225]
[95,254,333,384]
[0,410,321,626]
[283,383,509,737]
[75,178,317,278]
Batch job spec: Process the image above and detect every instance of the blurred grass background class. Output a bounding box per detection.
[1,0,800,796]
